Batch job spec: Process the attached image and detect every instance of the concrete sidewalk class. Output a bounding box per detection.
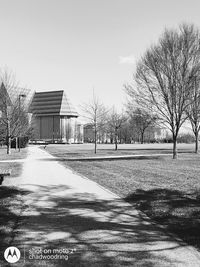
[2,146,200,266]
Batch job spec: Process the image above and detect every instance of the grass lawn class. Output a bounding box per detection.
[0,147,28,182]
[46,142,195,158]
[0,147,28,160]
[0,147,28,181]
[46,143,200,251]
[0,161,23,178]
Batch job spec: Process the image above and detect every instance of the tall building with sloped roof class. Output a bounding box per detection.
[29,90,83,143]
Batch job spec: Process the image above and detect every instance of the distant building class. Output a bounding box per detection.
[154,127,169,141]
[83,124,95,143]
[29,90,83,143]
[83,123,110,143]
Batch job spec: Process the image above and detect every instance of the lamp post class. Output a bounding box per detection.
[0,110,2,148]
[18,94,26,152]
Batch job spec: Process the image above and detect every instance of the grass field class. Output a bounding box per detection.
[46,143,200,250]
[0,147,28,183]
[0,147,28,160]
[46,142,196,158]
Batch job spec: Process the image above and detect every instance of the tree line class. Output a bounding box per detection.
[83,24,200,158]
[82,94,160,152]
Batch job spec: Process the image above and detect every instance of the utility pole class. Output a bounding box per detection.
[5,105,11,154]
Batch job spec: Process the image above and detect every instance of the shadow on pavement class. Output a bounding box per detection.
[0,186,30,266]
[0,185,189,266]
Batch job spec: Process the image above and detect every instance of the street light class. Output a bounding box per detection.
[18,94,26,152]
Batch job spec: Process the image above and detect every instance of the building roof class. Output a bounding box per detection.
[0,83,12,108]
[29,90,78,117]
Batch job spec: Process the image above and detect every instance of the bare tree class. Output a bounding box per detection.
[128,107,157,144]
[125,24,200,159]
[0,83,12,154]
[81,93,107,153]
[107,108,127,150]
[187,78,200,153]
[0,69,31,154]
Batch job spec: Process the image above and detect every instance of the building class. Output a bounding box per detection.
[29,90,83,143]
[83,123,110,143]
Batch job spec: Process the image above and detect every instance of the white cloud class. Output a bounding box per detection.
[119,54,135,65]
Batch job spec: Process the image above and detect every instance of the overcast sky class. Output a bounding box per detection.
[1,0,200,112]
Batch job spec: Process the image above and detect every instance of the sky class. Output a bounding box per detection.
[1,0,200,114]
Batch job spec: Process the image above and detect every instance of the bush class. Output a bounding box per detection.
[162,137,173,143]
[11,136,29,148]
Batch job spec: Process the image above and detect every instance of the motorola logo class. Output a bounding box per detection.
[4,246,21,263]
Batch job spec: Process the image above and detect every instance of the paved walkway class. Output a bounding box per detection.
[2,146,200,266]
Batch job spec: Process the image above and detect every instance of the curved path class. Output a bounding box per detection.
[2,146,200,267]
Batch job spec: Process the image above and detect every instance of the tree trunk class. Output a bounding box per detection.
[172,137,177,159]
[141,132,144,144]
[115,129,118,150]
[15,137,18,150]
[115,137,118,150]
[6,119,11,154]
[94,125,97,154]
[95,141,97,153]
[115,142,117,150]
[19,137,21,152]
[195,131,199,153]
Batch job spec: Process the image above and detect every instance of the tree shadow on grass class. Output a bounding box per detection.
[0,185,195,267]
[125,188,200,251]
[116,148,193,152]
[40,155,162,162]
